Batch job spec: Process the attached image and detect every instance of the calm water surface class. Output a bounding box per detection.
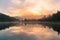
[0,22,60,40]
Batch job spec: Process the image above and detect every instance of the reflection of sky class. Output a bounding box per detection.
[0,24,60,40]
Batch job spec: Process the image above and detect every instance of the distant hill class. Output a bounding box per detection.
[39,11,60,22]
[0,13,19,22]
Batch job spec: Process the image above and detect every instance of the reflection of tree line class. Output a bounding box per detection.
[24,23,60,35]
[39,23,60,35]
[0,22,60,35]
[0,23,17,30]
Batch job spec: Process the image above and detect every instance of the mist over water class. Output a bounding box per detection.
[0,22,60,40]
[0,0,60,40]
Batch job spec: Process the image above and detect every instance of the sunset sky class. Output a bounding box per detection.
[0,0,60,19]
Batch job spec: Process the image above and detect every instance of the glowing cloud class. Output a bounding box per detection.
[0,0,60,19]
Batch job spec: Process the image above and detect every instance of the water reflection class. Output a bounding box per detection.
[40,23,60,35]
[0,22,17,30]
[0,22,60,40]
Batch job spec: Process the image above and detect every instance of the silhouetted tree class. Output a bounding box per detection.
[39,11,60,22]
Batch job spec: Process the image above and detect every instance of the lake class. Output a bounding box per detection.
[0,22,60,40]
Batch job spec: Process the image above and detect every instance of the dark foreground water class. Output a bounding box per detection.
[0,22,60,40]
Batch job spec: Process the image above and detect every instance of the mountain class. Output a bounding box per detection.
[0,13,19,22]
[39,11,60,22]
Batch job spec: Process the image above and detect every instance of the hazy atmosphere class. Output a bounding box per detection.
[0,0,60,19]
[0,0,60,40]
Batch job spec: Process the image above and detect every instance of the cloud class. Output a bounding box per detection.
[0,0,60,19]
[11,0,21,4]
[11,0,25,6]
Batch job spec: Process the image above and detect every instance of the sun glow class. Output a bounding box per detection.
[25,0,42,15]
[2,0,58,19]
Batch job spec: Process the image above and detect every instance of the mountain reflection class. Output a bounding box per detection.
[0,22,17,30]
[40,23,60,35]
[0,22,60,40]
[0,22,60,34]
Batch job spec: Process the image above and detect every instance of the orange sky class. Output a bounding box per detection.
[0,0,60,19]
